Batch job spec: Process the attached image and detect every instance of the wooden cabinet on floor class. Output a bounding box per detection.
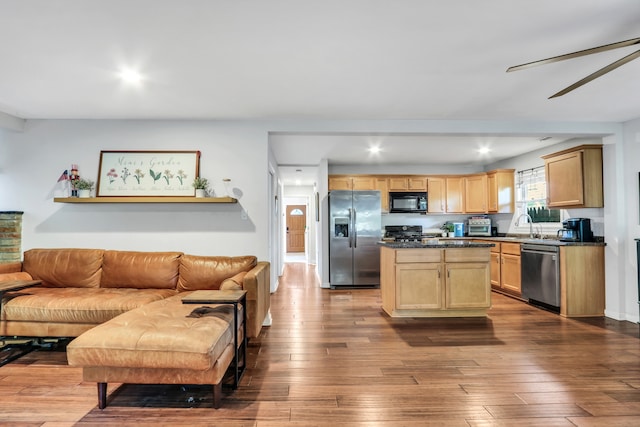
[381,245,491,317]
[542,144,603,208]
[484,240,522,298]
[559,245,605,317]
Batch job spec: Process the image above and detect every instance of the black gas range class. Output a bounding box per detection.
[384,225,423,242]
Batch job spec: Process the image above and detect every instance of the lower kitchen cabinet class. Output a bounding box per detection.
[500,243,521,295]
[395,263,442,309]
[559,245,605,317]
[485,240,522,297]
[381,245,491,317]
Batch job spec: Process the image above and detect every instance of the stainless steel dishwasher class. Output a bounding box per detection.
[521,243,560,311]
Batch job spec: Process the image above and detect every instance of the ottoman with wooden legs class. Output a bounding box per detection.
[66,292,242,409]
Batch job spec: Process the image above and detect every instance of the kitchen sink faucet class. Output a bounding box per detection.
[515,213,534,239]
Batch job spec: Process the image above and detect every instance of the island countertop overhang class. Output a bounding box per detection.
[378,241,495,249]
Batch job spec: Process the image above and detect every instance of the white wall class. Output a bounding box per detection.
[0,120,271,260]
[2,117,636,322]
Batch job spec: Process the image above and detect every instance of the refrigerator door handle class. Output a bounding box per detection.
[348,208,353,248]
[353,208,357,248]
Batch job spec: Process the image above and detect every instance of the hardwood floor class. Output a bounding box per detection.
[1,262,639,426]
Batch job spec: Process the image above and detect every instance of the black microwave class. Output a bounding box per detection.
[389,192,427,213]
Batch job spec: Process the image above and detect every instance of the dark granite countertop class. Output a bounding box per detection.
[459,236,606,247]
[378,241,494,249]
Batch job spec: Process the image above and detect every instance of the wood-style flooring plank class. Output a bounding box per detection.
[0,262,639,425]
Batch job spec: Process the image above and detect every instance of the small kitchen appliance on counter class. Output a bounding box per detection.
[557,218,593,242]
[467,217,491,236]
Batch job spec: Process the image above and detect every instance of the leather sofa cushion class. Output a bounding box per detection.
[0,261,22,274]
[67,295,234,371]
[177,255,257,292]
[219,271,247,291]
[100,251,182,289]
[0,271,32,282]
[23,249,103,288]
[2,287,176,323]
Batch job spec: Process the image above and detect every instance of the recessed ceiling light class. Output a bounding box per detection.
[478,147,491,154]
[119,68,144,85]
[368,146,381,154]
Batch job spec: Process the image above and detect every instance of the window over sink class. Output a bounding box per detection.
[516,166,562,224]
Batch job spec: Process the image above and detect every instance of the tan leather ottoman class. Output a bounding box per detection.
[67,294,240,409]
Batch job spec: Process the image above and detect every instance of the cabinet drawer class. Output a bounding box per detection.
[444,248,490,262]
[396,249,442,263]
[501,242,521,255]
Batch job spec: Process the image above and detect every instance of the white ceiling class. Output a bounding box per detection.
[1,1,638,185]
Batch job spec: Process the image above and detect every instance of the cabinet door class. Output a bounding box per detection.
[352,176,376,190]
[396,263,442,309]
[375,178,389,212]
[490,251,501,289]
[388,177,408,191]
[427,177,445,213]
[501,253,521,294]
[445,262,491,309]
[545,151,584,207]
[464,174,487,213]
[487,170,515,213]
[445,177,464,213]
[408,177,427,190]
[329,176,352,191]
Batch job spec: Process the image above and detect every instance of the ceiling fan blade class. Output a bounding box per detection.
[507,36,640,72]
[548,48,640,98]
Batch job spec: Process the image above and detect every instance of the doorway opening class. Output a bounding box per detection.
[285,204,306,263]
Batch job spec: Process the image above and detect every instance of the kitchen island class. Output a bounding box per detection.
[379,241,494,318]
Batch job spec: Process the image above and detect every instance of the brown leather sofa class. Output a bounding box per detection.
[0,248,270,339]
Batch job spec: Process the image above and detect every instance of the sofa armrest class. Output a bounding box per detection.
[0,261,22,275]
[242,261,270,339]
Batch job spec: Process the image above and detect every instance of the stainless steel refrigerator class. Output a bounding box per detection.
[329,190,381,288]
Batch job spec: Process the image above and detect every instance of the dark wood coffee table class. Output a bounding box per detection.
[181,290,248,388]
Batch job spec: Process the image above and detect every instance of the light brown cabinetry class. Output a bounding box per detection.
[464,174,488,213]
[485,240,522,297]
[381,246,491,317]
[559,245,605,317]
[427,177,445,213]
[375,178,389,212]
[542,144,603,208]
[328,175,377,191]
[487,169,515,213]
[388,176,427,191]
[445,177,464,213]
[500,243,521,295]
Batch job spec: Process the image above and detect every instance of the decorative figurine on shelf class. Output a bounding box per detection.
[69,164,80,197]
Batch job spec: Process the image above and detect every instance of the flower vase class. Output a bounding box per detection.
[195,189,206,198]
[78,189,91,198]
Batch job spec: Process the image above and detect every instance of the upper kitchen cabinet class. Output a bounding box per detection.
[427,177,445,213]
[542,145,603,208]
[388,176,427,191]
[375,178,390,212]
[328,175,377,191]
[487,169,515,213]
[464,174,488,213]
[445,176,464,213]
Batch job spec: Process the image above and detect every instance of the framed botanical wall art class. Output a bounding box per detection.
[97,151,200,197]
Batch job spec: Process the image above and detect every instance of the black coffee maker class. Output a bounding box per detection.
[557,218,593,242]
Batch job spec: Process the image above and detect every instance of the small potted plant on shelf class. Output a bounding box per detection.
[74,178,94,198]
[192,177,209,198]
